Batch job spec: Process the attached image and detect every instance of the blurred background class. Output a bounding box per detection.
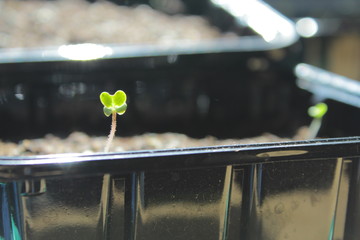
[0,0,359,141]
[0,0,358,79]
[265,0,360,80]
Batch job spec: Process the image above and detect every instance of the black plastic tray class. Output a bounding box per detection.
[1,137,360,240]
[0,0,297,64]
[0,0,302,141]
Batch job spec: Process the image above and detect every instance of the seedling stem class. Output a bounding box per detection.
[104,112,117,152]
[100,90,127,152]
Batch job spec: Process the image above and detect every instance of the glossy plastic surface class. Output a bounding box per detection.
[1,137,360,240]
[0,1,359,240]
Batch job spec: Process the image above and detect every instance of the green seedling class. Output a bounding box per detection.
[100,90,127,152]
[307,102,328,139]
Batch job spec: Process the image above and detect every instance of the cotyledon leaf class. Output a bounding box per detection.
[115,103,127,115]
[113,90,127,106]
[100,92,113,108]
[100,90,127,117]
[103,107,113,117]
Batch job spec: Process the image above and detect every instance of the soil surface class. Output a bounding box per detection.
[0,0,235,48]
[0,127,310,156]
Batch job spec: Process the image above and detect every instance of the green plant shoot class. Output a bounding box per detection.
[307,102,328,139]
[308,102,328,119]
[100,90,127,152]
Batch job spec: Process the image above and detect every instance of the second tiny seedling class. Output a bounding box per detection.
[307,102,328,139]
[100,90,127,152]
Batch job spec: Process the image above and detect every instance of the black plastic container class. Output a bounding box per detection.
[1,1,360,240]
[0,0,301,141]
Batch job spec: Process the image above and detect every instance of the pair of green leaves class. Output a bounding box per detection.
[100,90,127,117]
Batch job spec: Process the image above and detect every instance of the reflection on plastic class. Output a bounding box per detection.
[2,157,350,240]
[295,17,319,38]
[243,159,343,239]
[256,150,308,158]
[58,43,113,61]
[295,63,360,108]
[59,82,87,98]
[211,0,297,43]
[14,84,25,101]
[0,182,22,240]
[133,167,232,240]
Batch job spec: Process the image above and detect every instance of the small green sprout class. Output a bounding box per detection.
[308,102,328,119]
[100,90,127,152]
[307,102,328,139]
